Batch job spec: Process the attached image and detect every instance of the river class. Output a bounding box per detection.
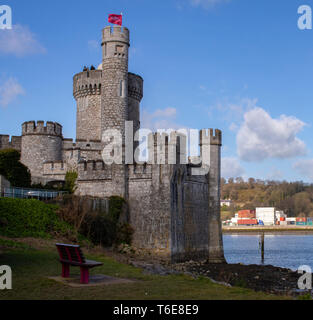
[223,233,313,271]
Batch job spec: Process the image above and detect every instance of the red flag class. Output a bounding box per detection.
[108,14,123,26]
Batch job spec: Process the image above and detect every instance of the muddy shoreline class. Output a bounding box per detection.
[128,259,304,297]
[105,248,307,297]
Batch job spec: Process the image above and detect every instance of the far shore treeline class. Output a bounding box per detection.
[221,178,313,219]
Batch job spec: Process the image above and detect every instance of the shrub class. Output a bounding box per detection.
[64,171,78,194]
[55,195,133,247]
[108,196,126,223]
[0,149,31,187]
[0,198,75,239]
[115,223,134,245]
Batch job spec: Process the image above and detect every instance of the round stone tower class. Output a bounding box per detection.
[100,25,130,198]
[73,68,102,141]
[128,72,143,134]
[21,121,63,183]
[101,25,130,137]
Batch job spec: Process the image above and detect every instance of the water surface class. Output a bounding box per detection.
[223,233,313,271]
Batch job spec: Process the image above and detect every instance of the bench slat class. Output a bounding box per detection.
[56,244,102,268]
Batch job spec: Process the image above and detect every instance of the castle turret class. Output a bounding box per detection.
[128,72,143,135]
[100,26,130,197]
[73,68,102,141]
[101,26,130,137]
[21,121,63,183]
[199,129,225,263]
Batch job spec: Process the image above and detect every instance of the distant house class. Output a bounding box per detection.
[221,199,232,207]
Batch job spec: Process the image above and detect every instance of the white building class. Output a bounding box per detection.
[221,199,232,207]
[256,207,276,226]
[231,217,238,226]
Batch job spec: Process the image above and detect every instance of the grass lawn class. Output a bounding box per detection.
[0,238,290,300]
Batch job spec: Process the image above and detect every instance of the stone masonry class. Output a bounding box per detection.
[0,25,225,263]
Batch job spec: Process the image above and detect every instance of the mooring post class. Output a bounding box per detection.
[260,232,265,263]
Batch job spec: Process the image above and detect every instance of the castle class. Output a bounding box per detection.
[0,25,225,263]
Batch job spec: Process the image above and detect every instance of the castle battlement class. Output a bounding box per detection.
[128,73,143,102]
[22,121,62,137]
[0,135,21,151]
[77,160,112,181]
[43,161,67,175]
[73,70,102,99]
[63,138,74,149]
[147,131,187,164]
[200,129,222,146]
[102,26,130,45]
[129,164,152,180]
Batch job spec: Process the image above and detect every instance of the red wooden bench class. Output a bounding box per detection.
[56,243,103,284]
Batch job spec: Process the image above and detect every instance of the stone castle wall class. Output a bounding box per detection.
[73,70,102,141]
[0,135,21,151]
[21,121,63,183]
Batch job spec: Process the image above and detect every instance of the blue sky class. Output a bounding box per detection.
[1,0,313,182]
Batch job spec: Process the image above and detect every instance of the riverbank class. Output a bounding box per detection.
[0,237,289,300]
[223,226,313,233]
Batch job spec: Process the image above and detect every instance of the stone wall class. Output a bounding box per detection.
[128,163,172,257]
[128,72,143,135]
[0,135,22,151]
[21,121,63,184]
[170,166,210,262]
[43,161,67,181]
[73,70,102,141]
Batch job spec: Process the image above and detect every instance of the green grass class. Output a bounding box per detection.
[0,240,291,300]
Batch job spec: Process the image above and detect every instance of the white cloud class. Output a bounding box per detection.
[209,97,258,123]
[0,24,46,57]
[237,107,306,162]
[141,107,184,131]
[190,0,230,9]
[293,159,313,180]
[222,157,245,179]
[0,77,25,107]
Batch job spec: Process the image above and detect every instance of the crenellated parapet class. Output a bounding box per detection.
[73,69,102,99]
[43,161,67,176]
[129,164,152,180]
[22,121,62,137]
[128,73,143,102]
[102,25,130,48]
[0,135,21,151]
[147,131,187,165]
[77,160,112,181]
[200,129,222,146]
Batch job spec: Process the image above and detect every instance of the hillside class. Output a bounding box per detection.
[221,178,313,218]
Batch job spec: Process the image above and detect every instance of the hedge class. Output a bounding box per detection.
[0,198,74,238]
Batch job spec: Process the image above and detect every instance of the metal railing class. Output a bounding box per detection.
[1,187,67,200]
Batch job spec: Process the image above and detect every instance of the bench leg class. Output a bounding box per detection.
[62,264,70,278]
[80,267,89,284]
